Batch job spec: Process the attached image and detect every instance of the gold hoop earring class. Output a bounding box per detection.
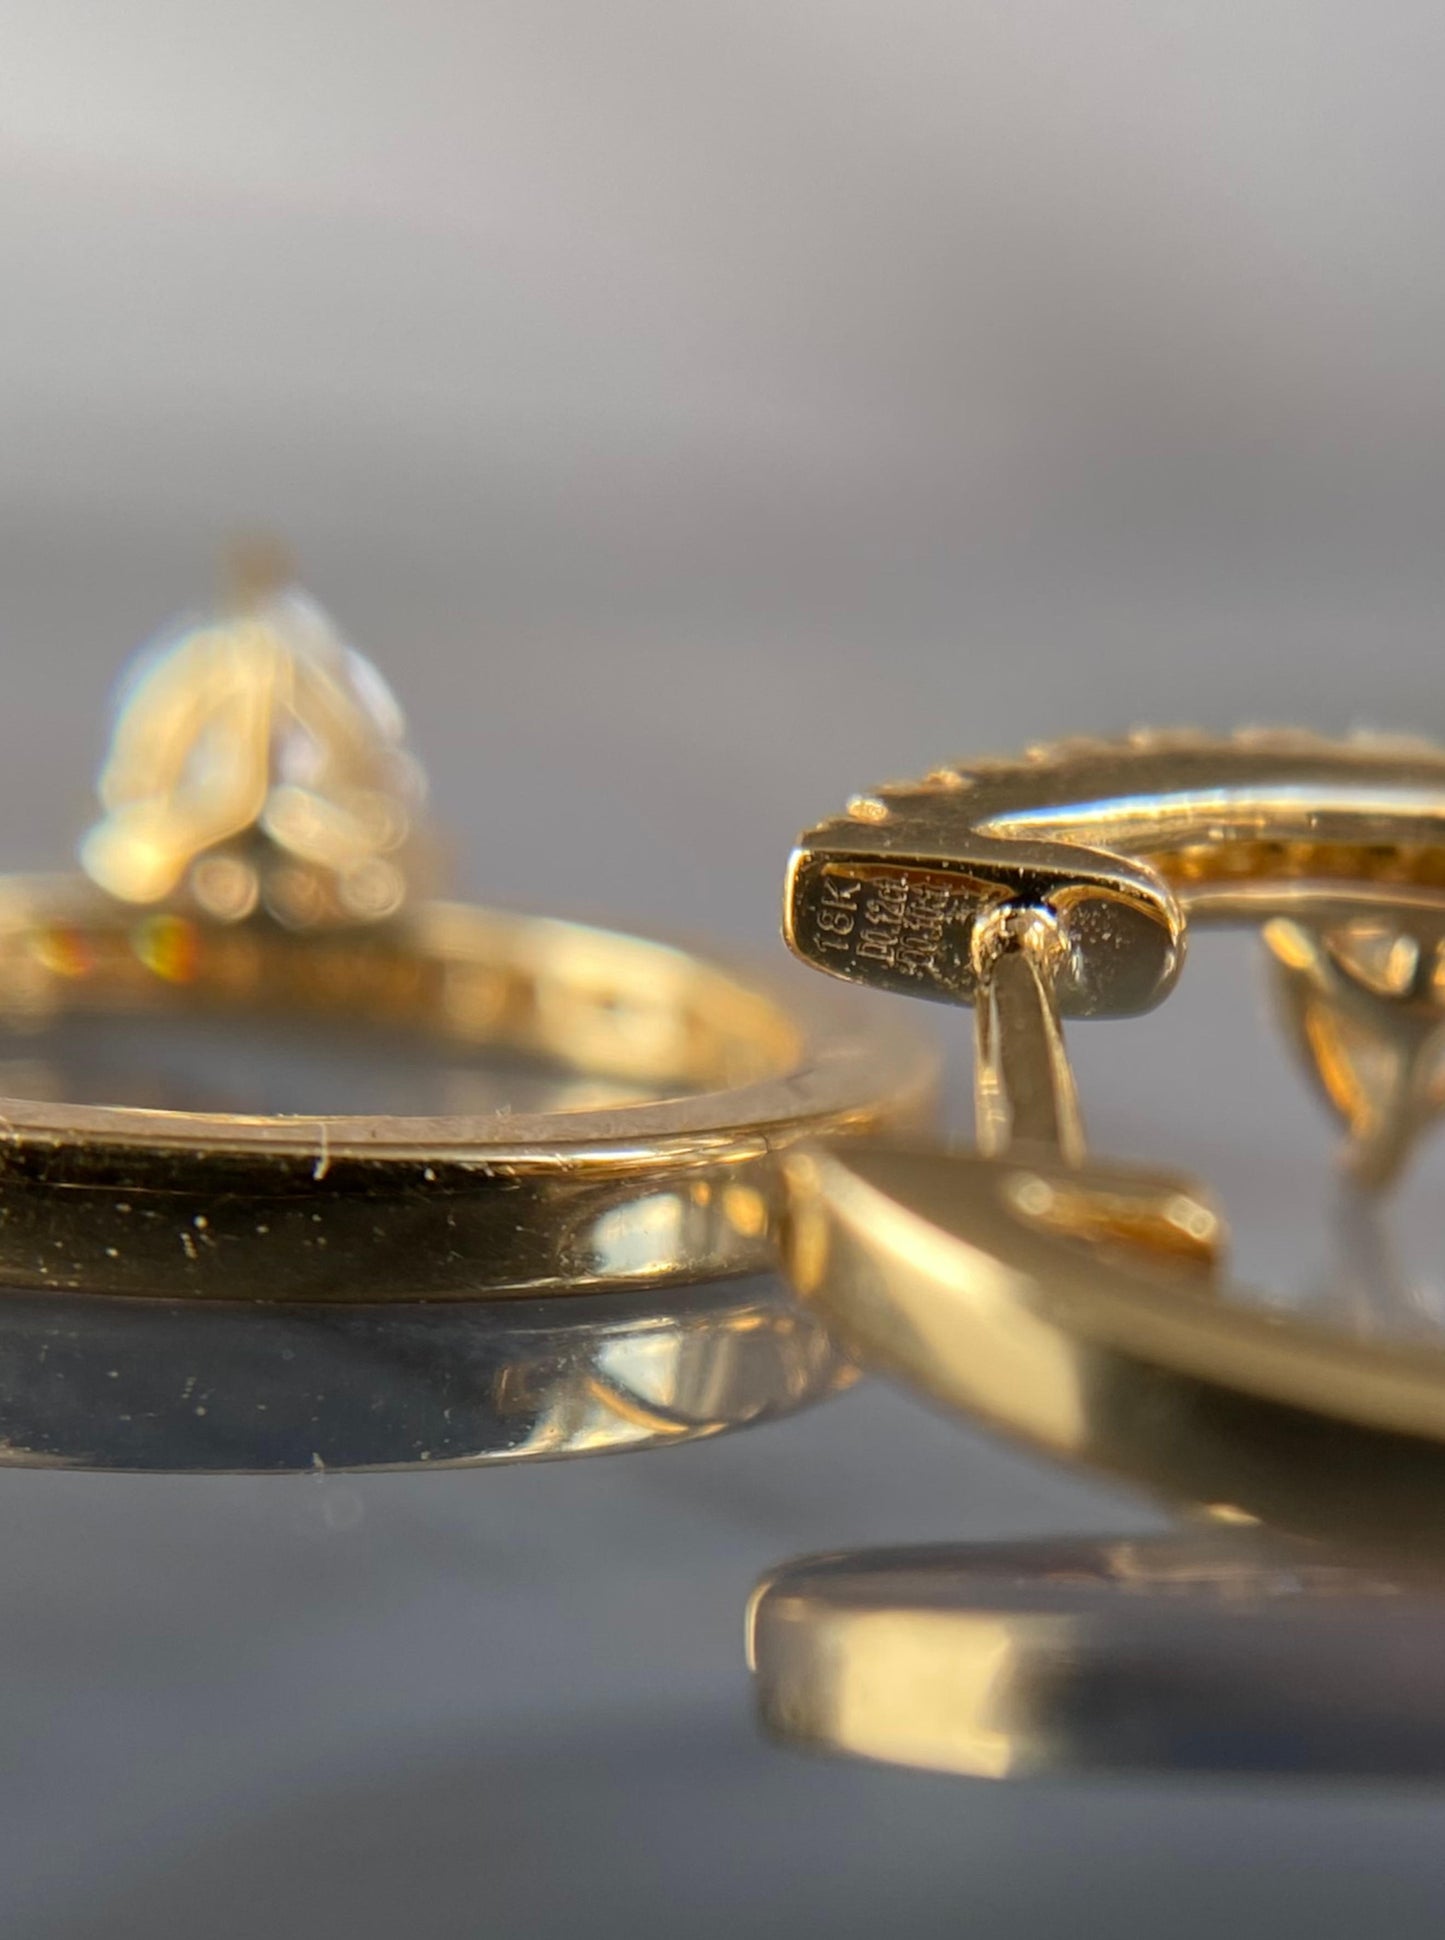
[781,731,1445,1554]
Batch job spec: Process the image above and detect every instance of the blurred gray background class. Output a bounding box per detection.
[3,3,1445,1933]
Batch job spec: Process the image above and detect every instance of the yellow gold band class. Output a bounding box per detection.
[0,878,934,1302]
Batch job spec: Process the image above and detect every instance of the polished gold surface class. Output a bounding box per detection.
[0,878,931,1301]
[781,730,1445,1543]
[749,1530,1445,1780]
[787,728,1445,1017]
[0,567,936,1306]
[783,1143,1445,1552]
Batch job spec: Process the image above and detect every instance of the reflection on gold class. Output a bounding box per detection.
[0,1265,852,1473]
[782,1139,1445,1552]
[133,914,202,984]
[0,873,933,1302]
[589,1192,688,1279]
[751,1573,1033,1780]
[721,1183,768,1239]
[0,884,889,1109]
[30,925,94,983]
[492,1282,849,1463]
[750,1532,1445,1781]
[438,960,509,1041]
[585,1180,792,1284]
[527,923,798,1089]
[831,1612,1020,1779]
[1004,1167,1223,1274]
[502,1376,674,1461]
[790,1148,1091,1454]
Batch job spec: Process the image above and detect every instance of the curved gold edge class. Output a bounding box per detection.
[0,879,818,1145]
[787,731,1445,1019]
[0,879,939,1301]
[783,1143,1445,1555]
[748,1530,1445,1781]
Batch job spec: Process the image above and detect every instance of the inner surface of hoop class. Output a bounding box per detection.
[0,880,934,1301]
[0,880,801,1114]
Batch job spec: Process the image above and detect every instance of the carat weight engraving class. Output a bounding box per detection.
[787,729,1445,1020]
[806,872,961,985]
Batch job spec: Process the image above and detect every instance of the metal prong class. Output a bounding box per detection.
[222,534,297,611]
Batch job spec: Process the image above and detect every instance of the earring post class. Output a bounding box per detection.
[971,903,1085,1166]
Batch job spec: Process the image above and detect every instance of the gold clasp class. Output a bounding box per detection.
[788,730,1445,1195]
